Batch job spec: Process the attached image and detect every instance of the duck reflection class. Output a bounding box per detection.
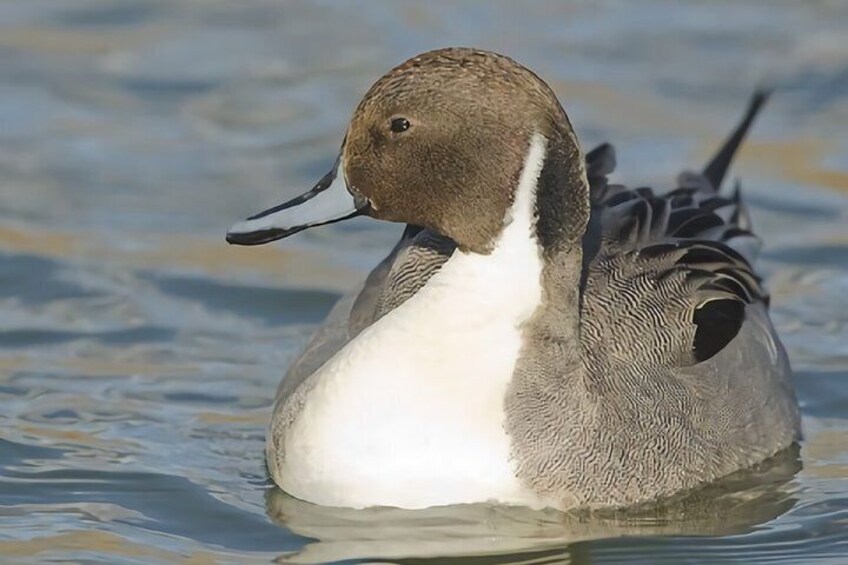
[265,447,800,564]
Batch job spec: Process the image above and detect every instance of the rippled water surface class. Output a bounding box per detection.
[2,1,848,563]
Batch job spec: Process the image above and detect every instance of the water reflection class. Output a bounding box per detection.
[266,448,800,563]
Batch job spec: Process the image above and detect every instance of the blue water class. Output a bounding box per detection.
[1,1,847,563]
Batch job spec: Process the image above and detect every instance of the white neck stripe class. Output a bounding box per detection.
[502,132,547,242]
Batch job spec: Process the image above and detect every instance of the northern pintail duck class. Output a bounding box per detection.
[227,48,800,510]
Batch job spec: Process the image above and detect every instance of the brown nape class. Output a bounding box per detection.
[342,47,589,254]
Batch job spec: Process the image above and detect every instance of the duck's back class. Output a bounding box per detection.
[505,155,800,507]
[502,92,800,507]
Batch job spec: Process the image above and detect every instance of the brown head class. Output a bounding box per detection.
[227,48,590,254]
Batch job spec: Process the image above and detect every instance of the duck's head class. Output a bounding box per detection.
[227,48,589,254]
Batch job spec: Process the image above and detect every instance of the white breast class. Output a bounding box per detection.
[279,134,549,509]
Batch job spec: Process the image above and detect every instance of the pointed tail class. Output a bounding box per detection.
[702,89,771,192]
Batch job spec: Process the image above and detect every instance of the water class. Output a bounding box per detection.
[1,1,847,562]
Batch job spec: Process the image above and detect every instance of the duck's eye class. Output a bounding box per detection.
[390,117,411,133]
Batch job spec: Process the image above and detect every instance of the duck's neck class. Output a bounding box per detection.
[533,121,591,255]
[442,127,588,343]
[391,128,589,337]
[527,125,589,342]
[413,132,551,329]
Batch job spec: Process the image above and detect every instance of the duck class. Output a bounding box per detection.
[226,47,801,511]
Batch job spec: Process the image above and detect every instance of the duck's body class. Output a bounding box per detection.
[228,48,801,510]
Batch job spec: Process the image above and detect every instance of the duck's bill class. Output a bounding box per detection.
[226,158,368,246]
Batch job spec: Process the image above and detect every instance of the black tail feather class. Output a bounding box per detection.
[702,89,771,192]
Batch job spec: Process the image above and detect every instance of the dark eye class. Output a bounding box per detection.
[390,117,411,133]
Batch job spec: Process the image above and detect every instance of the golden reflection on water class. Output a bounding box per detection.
[0,530,177,562]
[194,410,267,426]
[552,80,709,135]
[745,139,848,193]
[0,224,357,290]
[0,529,239,563]
[804,427,848,480]
[0,24,169,55]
